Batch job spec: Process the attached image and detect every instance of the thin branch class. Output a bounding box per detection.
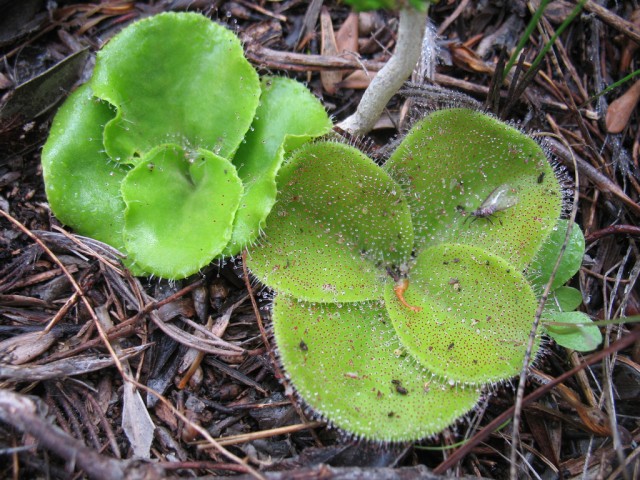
[0,389,163,480]
[433,327,640,474]
[337,8,428,135]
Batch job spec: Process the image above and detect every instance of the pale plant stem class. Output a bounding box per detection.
[337,7,428,136]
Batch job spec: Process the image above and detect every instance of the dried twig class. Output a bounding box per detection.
[210,421,325,446]
[580,0,640,44]
[0,347,148,381]
[433,328,640,474]
[0,389,164,480]
[508,132,580,477]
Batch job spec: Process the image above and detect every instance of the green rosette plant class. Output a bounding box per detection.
[41,12,331,278]
[248,108,595,441]
[39,10,598,443]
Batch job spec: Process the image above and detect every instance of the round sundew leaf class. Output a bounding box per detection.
[528,220,585,291]
[91,12,260,163]
[121,144,242,279]
[385,243,539,385]
[545,286,583,313]
[544,311,602,352]
[384,108,563,270]
[224,77,332,255]
[41,83,128,252]
[273,296,481,441]
[247,141,414,303]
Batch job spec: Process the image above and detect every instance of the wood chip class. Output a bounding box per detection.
[0,329,60,364]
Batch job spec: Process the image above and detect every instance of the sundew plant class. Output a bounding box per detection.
[40,11,598,443]
[41,12,331,279]
[248,108,597,441]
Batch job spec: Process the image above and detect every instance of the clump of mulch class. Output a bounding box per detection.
[1,1,639,479]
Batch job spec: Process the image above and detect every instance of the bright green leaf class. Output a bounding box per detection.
[91,12,261,163]
[121,144,242,279]
[248,141,414,303]
[385,243,539,384]
[250,108,568,441]
[273,295,481,441]
[41,83,129,252]
[225,77,332,255]
[545,286,583,313]
[528,219,585,291]
[544,311,602,351]
[385,108,562,270]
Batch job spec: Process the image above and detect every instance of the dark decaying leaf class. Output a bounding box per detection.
[0,49,89,125]
[0,0,46,47]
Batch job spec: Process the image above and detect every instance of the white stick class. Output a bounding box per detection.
[337,7,428,135]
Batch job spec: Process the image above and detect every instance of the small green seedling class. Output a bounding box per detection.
[41,12,331,278]
[528,219,602,351]
[249,108,595,441]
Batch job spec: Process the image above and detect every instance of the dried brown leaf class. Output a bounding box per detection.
[338,70,375,90]
[0,347,147,381]
[336,12,359,54]
[552,378,612,437]
[523,410,561,468]
[537,0,574,24]
[358,11,382,36]
[0,49,89,124]
[606,79,640,134]
[619,9,640,71]
[449,42,494,74]
[122,380,155,458]
[320,7,342,95]
[95,306,155,459]
[155,399,180,432]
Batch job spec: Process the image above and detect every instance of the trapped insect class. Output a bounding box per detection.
[464,184,518,225]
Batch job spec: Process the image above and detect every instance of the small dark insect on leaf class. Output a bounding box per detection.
[537,172,545,184]
[299,340,308,351]
[464,184,518,225]
[392,379,408,395]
